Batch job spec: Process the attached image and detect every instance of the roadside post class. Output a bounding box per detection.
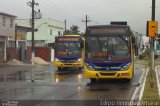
[146,0,158,81]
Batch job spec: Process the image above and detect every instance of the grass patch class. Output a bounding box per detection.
[136,48,160,100]
[135,58,160,100]
[137,59,160,100]
[142,68,159,100]
[135,59,148,67]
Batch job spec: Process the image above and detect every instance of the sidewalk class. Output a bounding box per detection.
[0,62,7,66]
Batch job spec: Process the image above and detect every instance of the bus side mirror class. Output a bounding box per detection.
[134,45,139,56]
[132,37,135,44]
[80,40,84,48]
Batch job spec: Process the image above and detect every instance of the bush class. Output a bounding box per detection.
[139,53,145,59]
[154,54,158,59]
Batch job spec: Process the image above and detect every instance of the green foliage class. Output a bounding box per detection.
[154,54,158,59]
[64,25,80,35]
[139,54,145,59]
[139,47,160,100]
[70,25,80,34]
[139,48,158,60]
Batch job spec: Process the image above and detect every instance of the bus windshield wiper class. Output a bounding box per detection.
[118,35,129,48]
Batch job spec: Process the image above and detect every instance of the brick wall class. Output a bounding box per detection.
[6,47,16,60]
[7,47,51,62]
[35,47,51,61]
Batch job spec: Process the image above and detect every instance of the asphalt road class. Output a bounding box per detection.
[0,65,144,106]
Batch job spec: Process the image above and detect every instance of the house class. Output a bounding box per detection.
[8,25,33,61]
[16,18,65,47]
[8,25,32,48]
[0,12,16,62]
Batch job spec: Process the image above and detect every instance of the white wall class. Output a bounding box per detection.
[0,14,15,36]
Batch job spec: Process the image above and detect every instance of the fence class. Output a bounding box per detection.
[7,47,54,62]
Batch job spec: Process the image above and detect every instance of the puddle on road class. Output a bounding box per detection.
[52,68,84,83]
[0,67,84,84]
[85,79,140,92]
[0,70,54,83]
[0,74,3,82]
[54,68,83,75]
[0,71,25,82]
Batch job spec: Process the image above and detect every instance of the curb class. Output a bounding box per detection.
[139,68,149,100]
[131,66,148,101]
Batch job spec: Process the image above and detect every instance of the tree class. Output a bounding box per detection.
[64,25,80,35]
[70,25,80,34]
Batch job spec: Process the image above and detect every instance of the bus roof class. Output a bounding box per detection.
[63,34,81,36]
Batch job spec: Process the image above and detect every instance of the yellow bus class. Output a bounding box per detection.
[53,34,84,71]
[84,25,136,82]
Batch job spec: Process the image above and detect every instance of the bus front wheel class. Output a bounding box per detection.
[58,67,62,71]
[90,78,96,83]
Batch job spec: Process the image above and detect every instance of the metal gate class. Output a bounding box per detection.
[18,41,26,61]
[0,42,4,62]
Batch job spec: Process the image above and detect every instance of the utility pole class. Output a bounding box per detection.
[64,19,67,34]
[15,24,18,59]
[150,0,155,73]
[82,15,91,33]
[27,0,39,65]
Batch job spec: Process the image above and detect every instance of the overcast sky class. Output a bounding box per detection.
[0,0,160,35]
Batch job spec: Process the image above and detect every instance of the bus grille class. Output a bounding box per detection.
[100,73,116,76]
[64,64,73,65]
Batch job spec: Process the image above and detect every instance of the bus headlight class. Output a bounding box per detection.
[55,58,60,62]
[76,58,81,62]
[121,63,131,70]
[85,63,95,71]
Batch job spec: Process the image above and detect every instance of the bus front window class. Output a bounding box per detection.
[86,35,130,61]
[56,42,81,58]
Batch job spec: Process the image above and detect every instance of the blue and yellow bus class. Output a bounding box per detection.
[84,25,135,82]
[53,34,84,71]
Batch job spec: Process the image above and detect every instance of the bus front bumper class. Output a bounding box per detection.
[53,61,83,68]
[84,66,133,79]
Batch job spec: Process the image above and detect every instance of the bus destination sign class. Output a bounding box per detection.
[87,26,130,35]
[58,37,79,42]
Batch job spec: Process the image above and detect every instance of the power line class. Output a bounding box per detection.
[40,0,81,21]
[38,0,67,18]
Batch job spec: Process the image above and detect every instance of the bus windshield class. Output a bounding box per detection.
[86,35,130,61]
[55,42,82,58]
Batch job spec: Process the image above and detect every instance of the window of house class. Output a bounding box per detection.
[58,31,61,36]
[49,29,53,35]
[2,17,6,27]
[10,19,13,28]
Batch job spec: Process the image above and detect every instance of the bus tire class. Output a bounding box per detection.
[58,67,62,71]
[78,67,83,71]
[125,78,132,82]
[90,78,96,83]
